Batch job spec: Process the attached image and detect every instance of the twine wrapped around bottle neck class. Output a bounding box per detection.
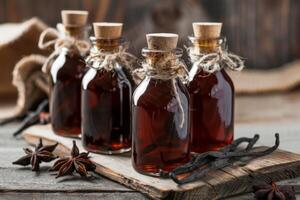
[38,26,90,74]
[187,45,245,75]
[134,49,188,128]
[85,44,136,72]
[134,50,188,81]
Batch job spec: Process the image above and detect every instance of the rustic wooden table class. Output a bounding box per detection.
[1,91,300,199]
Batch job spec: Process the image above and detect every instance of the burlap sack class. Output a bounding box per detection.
[9,55,49,119]
[0,18,53,121]
[0,18,50,96]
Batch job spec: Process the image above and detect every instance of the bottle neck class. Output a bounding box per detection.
[91,37,123,53]
[142,48,186,80]
[143,49,182,66]
[145,53,170,65]
[190,37,224,55]
[64,26,87,40]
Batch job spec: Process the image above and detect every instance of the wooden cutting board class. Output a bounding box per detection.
[22,124,300,200]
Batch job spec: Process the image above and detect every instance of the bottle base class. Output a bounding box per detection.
[134,169,170,178]
[53,129,81,139]
[132,164,183,178]
[192,141,232,153]
[84,146,131,155]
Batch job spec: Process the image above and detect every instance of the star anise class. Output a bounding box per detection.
[253,181,296,200]
[49,141,96,178]
[12,138,58,171]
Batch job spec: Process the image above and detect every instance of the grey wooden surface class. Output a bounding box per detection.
[2,124,300,200]
[1,91,300,199]
[0,124,149,200]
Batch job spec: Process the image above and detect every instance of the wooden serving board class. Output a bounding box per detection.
[22,125,300,200]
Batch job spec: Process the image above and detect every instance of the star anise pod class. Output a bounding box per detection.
[49,140,96,178]
[12,138,58,171]
[253,181,296,200]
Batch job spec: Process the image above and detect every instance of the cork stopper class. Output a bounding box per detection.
[93,22,123,39]
[192,22,222,39]
[61,10,88,27]
[146,33,178,51]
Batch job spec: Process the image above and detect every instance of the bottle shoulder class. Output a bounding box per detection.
[188,69,234,93]
[50,51,86,83]
[82,67,132,91]
[133,77,189,108]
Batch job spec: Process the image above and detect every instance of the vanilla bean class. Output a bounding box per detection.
[180,134,260,172]
[220,134,259,153]
[245,134,260,151]
[170,134,280,185]
[13,100,49,137]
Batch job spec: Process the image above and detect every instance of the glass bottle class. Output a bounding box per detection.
[187,23,234,153]
[82,23,134,154]
[132,33,190,177]
[50,10,89,137]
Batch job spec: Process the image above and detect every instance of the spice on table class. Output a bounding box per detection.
[170,133,279,184]
[49,140,96,178]
[12,138,58,171]
[253,181,296,200]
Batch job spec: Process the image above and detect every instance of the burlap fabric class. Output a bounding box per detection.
[0,18,53,120]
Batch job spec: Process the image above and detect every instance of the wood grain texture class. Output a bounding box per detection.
[2,99,300,200]
[0,193,148,200]
[0,123,149,200]
[22,125,300,200]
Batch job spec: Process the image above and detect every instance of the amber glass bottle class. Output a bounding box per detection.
[132,33,190,177]
[81,23,134,154]
[50,10,89,137]
[187,23,234,153]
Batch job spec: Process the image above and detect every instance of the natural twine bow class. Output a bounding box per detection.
[85,45,136,72]
[134,53,189,81]
[134,53,188,128]
[38,27,90,74]
[187,46,245,74]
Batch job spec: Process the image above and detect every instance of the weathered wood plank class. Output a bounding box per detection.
[0,166,131,193]
[22,126,208,199]
[0,192,148,200]
[0,124,142,195]
[22,124,300,200]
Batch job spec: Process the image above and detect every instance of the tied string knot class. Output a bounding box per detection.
[85,45,136,72]
[188,46,245,74]
[38,27,90,74]
[134,52,188,128]
[134,53,189,81]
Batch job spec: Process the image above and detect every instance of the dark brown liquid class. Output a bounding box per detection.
[187,68,234,153]
[132,77,190,176]
[81,66,132,154]
[50,51,86,137]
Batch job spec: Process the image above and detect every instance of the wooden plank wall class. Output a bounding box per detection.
[0,0,300,69]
